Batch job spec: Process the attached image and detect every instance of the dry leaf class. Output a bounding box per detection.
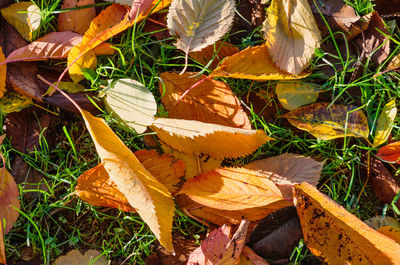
[374,0,400,17]
[0,93,33,115]
[104,78,157,134]
[0,47,6,99]
[68,48,97,83]
[151,118,272,159]
[0,166,20,264]
[58,0,96,34]
[7,31,82,61]
[245,153,323,198]
[81,110,175,252]
[378,226,400,244]
[159,72,251,129]
[167,0,235,72]
[264,0,321,75]
[238,246,270,265]
[377,142,400,163]
[1,2,41,41]
[54,250,107,265]
[189,41,239,70]
[373,99,397,148]
[275,82,322,111]
[187,219,249,265]
[211,44,309,81]
[294,182,400,264]
[282,102,369,140]
[178,167,292,211]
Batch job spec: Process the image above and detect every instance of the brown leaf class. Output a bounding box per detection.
[355,12,390,65]
[0,0,13,9]
[374,0,400,17]
[189,41,239,70]
[43,92,102,115]
[187,219,249,265]
[143,12,170,40]
[249,207,302,260]
[58,0,96,34]
[178,167,292,211]
[294,182,400,264]
[159,72,251,129]
[0,15,27,57]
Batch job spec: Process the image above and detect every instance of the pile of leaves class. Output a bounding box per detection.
[2,0,400,264]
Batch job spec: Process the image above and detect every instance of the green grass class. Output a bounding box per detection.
[3,0,400,264]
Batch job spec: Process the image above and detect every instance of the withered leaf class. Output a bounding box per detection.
[0,92,33,115]
[294,182,400,264]
[373,0,400,17]
[159,72,251,129]
[58,0,96,34]
[43,92,102,115]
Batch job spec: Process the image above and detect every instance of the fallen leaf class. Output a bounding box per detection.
[355,12,390,65]
[0,15,28,57]
[1,1,41,41]
[373,99,397,148]
[68,48,97,83]
[6,31,82,61]
[373,0,400,17]
[58,0,96,34]
[104,78,157,134]
[294,182,400,264]
[387,54,400,71]
[0,47,6,99]
[54,250,107,265]
[178,167,292,211]
[245,153,323,198]
[377,141,400,163]
[211,44,309,81]
[365,216,400,230]
[43,91,101,114]
[142,12,170,40]
[151,118,272,159]
[378,226,400,244]
[275,82,323,111]
[237,0,265,27]
[187,219,249,265]
[249,207,302,260]
[45,81,86,95]
[238,246,270,265]
[159,72,251,129]
[0,166,20,264]
[189,41,239,70]
[263,0,321,75]
[282,102,369,140]
[308,0,360,37]
[166,0,235,72]
[81,110,175,252]
[0,92,33,115]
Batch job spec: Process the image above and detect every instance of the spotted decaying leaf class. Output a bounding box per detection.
[378,226,400,244]
[159,72,251,129]
[294,182,400,264]
[58,0,96,35]
[189,41,239,70]
[282,102,370,140]
[264,0,321,75]
[275,82,323,111]
[377,141,400,163]
[0,47,6,99]
[151,118,272,159]
[211,45,310,81]
[178,167,293,211]
[373,99,397,148]
[75,150,185,212]
[0,92,33,115]
[81,110,175,252]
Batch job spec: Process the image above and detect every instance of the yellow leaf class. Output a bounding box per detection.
[282,102,369,140]
[68,48,97,83]
[0,47,5,99]
[0,92,33,115]
[211,45,309,81]
[275,82,322,111]
[178,167,292,211]
[373,99,397,148]
[263,0,321,75]
[294,182,400,264]
[1,2,41,41]
[159,72,251,129]
[378,226,400,244]
[151,118,272,159]
[81,110,175,252]
[387,54,400,71]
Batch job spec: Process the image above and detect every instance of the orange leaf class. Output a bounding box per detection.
[58,0,96,34]
[0,47,5,99]
[189,41,239,70]
[294,182,400,264]
[151,118,272,159]
[210,44,309,81]
[159,72,251,129]
[178,167,292,211]
[377,142,400,163]
[378,226,400,244]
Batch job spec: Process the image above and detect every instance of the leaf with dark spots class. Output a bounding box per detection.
[374,0,400,17]
[249,207,302,261]
[308,0,360,37]
[355,12,390,65]
[44,92,102,115]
